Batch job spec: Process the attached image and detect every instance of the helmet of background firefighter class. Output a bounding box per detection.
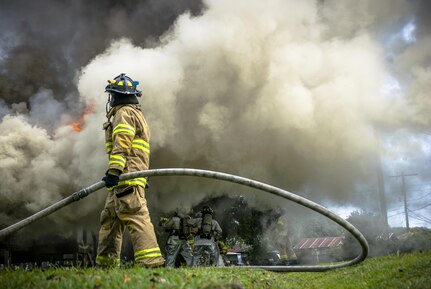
[105,73,142,107]
[201,205,214,216]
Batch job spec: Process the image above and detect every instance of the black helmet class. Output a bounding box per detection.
[105,73,142,97]
[201,206,213,215]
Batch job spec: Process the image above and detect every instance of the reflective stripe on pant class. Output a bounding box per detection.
[278,235,298,261]
[135,247,162,262]
[97,186,164,267]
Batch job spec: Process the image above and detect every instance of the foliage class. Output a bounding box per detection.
[343,210,431,259]
[346,210,387,240]
[189,195,346,264]
[155,197,430,266]
[189,195,279,264]
[1,250,431,289]
[395,227,431,253]
[342,209,389,258]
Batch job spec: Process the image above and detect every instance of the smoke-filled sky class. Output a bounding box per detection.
[1,0,431,235]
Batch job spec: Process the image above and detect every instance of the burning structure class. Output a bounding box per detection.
[294,236,345,264]
[1,0,431,267]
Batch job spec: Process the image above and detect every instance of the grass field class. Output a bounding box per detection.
[1,250,430,289]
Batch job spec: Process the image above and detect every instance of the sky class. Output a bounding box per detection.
[0,0,430,236]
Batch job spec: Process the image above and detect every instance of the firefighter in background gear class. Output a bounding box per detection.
[217,240,228,266]
[188,211,201,251]
[274,214,298,265]
[159,212,194,267]
[190,206,222,266]
[96,73,164,268]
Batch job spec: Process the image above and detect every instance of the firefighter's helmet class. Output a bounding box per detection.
[201,206,214,216]
[105,73,142,97]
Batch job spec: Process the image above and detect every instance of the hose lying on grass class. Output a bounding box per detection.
[0,168,368,272]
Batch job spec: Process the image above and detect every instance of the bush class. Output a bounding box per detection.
[342,210,431,258]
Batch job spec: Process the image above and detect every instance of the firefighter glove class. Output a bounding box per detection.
[102,172,120,188]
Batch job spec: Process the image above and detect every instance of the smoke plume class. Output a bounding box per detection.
[1,0,431,235]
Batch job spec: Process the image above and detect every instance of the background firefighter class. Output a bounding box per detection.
[96,73,164,268]
[274,213,298,265]
[159,210,194,267]
[217,240,228,266]
[190,206,222,266]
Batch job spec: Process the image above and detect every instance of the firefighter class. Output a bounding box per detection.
[190,206,222,266]
[274,213,298,265]
[217,240,228,266]
[96,73,164,268]
[187,209,198,250]
[159,210,194,267]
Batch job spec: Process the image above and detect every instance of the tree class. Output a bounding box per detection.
[343,210,388,258]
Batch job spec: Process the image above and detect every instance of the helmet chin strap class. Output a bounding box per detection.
[106,93,112,114]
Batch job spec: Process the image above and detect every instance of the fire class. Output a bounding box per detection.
[71,122,82,132]
[70,103,95,132]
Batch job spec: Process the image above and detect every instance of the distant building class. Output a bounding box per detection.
[225,244,251,266]
[294,236,344,263]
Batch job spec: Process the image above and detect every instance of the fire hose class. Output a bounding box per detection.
[0,168,368,272]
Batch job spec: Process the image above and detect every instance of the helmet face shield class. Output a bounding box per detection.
[105,73,142,96]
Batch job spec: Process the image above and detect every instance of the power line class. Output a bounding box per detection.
[412,203,431,211]
[408,191,431,203]
[408,210,431,224]
[388,202,431,217]
[388,193,431,215]
[405,184,431,190]
[388,211,407,218]
[409,215,431,225]
[413,211,431,223]
[388,193,431,213]
[408,215,431,226]
[410,202,431,211]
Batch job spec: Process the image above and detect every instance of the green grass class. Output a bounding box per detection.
[1,250,430,289]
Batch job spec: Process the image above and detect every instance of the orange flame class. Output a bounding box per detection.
[70,103,95,132]
[71,122,82,132]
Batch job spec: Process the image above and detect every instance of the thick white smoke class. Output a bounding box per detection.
[0,110,107,229]
[77,0,418,210]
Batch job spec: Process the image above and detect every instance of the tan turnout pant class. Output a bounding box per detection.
[96,186,164,267]
[277,234,297,262]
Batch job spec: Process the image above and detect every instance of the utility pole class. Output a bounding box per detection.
[374,129,388,228]
[376,157,388,227]
[390,172,417,231]
[375,153,388,227]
